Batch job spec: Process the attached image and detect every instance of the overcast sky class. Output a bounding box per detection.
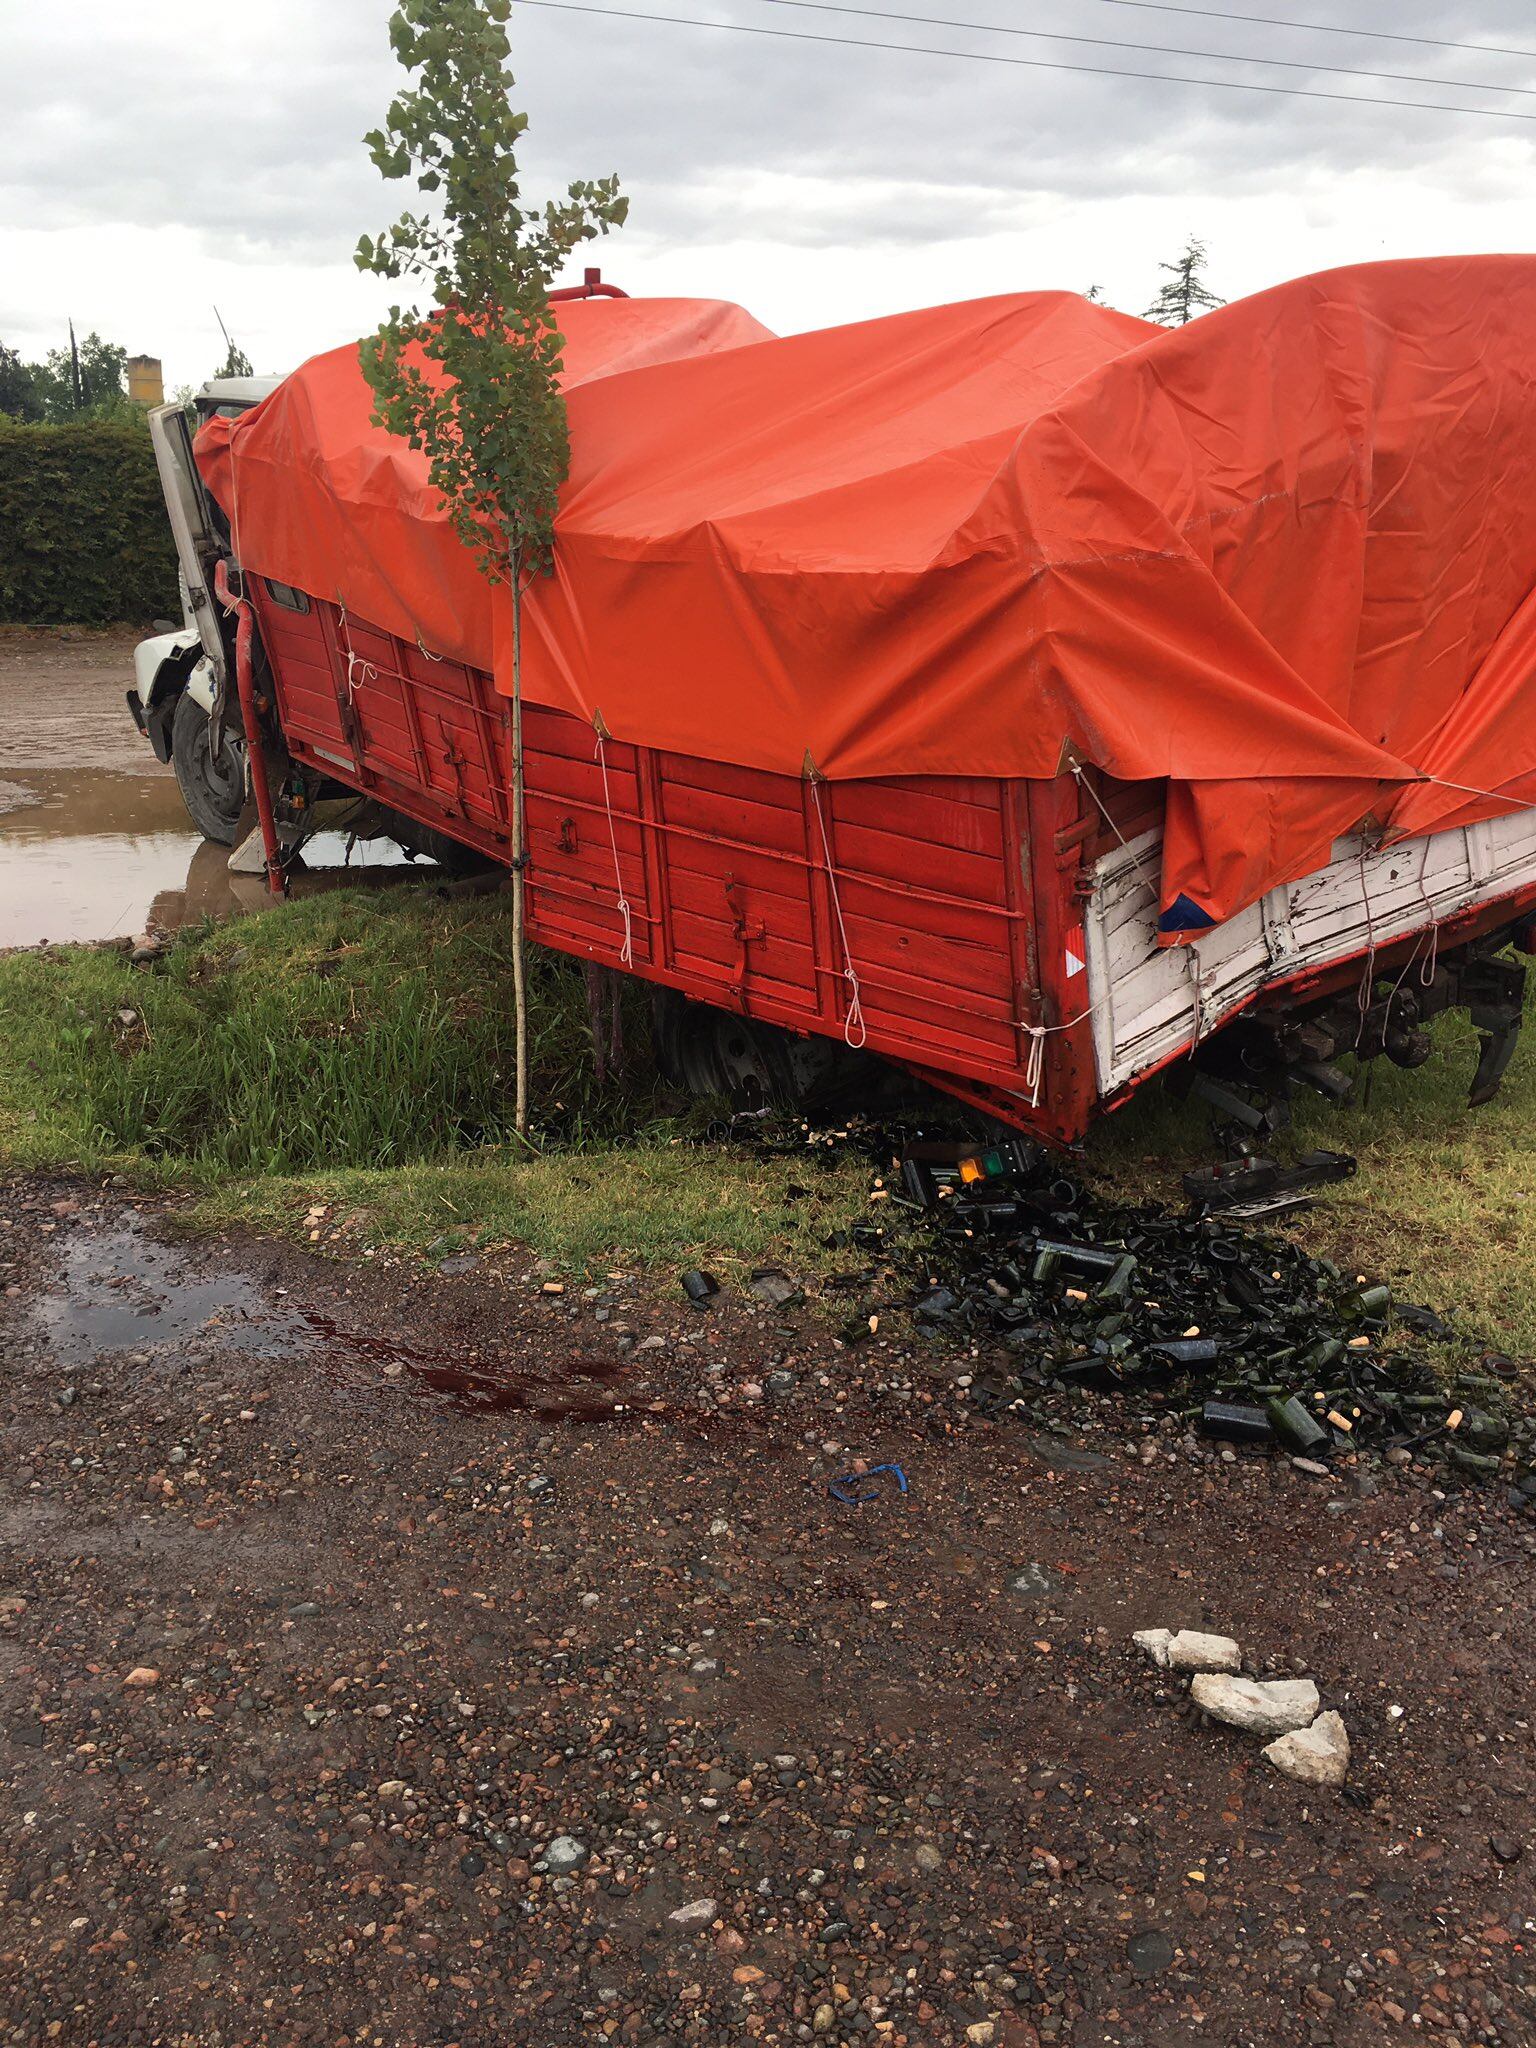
[5,0,1536,387]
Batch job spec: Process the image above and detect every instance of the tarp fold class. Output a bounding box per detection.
[199,258,1536,934]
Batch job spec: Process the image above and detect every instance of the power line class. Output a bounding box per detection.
[756,0,1536,102]
[517,0,1536,125]
[1093,0,1536,67]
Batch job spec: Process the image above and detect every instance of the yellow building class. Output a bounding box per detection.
[126,355,164,407]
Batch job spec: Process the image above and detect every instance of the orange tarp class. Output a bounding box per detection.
[195,293,773,679]
[199,259,1536,935]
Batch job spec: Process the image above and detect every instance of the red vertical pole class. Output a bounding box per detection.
[213,560,284,899]
[1023,775,1099,1142]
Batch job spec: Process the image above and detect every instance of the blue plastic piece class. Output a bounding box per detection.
[828,1463,910,1505]
[1158,892,1216,934]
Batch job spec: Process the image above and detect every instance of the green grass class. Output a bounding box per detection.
[0,886,1531,1342]
[0,888,866,1275]
[1089,1005,1536,1359]
[186,1145,865,1277]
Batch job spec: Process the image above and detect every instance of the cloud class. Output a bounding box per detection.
[3,0,1535,384]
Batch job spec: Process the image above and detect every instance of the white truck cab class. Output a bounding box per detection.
[127,375,282,842]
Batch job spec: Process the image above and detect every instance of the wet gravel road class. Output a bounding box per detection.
[1,1177,1533,2047]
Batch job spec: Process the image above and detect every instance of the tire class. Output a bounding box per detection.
[170,690,246,846]
[379,810,501,877]
[652,990,851,1112]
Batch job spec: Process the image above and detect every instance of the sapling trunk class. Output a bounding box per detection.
[355,0,627,1146]
[510,563,530,1137]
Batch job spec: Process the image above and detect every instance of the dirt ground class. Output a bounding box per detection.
[1,1176,1532,2048]
[0,627,158,778]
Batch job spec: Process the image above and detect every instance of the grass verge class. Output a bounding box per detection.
[1,884,1531,1348]
[0,887,866,1275]
[1090,1005,1536,1359]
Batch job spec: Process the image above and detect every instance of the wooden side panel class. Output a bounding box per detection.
[1087,809,1536,1093]
[252,586,1062,1125]
[253,583,510,860]
[523,708,655,968]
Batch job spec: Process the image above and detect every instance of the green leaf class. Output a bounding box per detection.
[358,0,628,587]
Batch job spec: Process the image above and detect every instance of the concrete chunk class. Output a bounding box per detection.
[1133,1628,1176,1669]
[1166,1630,1242,1673]
[1264,1710,1350,1787]
[1190,1673,1320,1736]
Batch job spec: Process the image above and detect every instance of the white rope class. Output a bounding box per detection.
[1020,1002,1104,1107]
[336,599,377,704]
[1355,839,1380,1036]
[1071,762,1159,877]
[593,730,635,967]
[415,629,444,664]
[1187,942,1206,1051]
[1421,770,1536,808]
[808,778,868,1049]
[1380,923,1434,1023]
[1413,835,1441,988]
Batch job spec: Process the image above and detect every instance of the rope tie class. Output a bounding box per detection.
[1187,943,1206,1051]
[1070,762,1159,878]
[1421,770,1536,807]
[594,729,634,967]
[1411,837,1441,989]
[1019,1003,1103,1108]
[415,629,444,664]
[1355,840,1380,1039]
[336,599,377,704]
[809,778,867,1050]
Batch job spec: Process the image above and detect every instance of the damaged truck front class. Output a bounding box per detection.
[134,258,1536,1139]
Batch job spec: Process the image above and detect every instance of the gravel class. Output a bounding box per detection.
[1,1175,1534,2046]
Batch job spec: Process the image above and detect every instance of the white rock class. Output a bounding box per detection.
[1264,1711,1350,1788]
[1166,1630,1242,1674]
[668,1896,718,1928]
[542,1835,589,1874]
[1133,1628,1176,1669]
[1190,1673,1320,1736]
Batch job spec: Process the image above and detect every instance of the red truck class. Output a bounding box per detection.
[134,261,1536,1141]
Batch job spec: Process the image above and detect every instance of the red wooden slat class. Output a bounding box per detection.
[250,585,1062,1127]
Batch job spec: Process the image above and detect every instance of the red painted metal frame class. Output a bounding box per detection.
[548,269,628,302]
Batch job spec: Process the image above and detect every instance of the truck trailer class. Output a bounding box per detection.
[132,259,1536,1142]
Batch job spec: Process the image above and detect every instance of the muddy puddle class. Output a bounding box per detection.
[34,1222,313,1367]
[0,628,442,949]
[0,768,428,950]
[35,1217,629,1421]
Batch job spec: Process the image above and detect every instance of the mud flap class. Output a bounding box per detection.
[1464,955,1527,1107]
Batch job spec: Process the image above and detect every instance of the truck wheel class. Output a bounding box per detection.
[382,812,500,878]
[171,691,246,846]
[652,990,848,1112]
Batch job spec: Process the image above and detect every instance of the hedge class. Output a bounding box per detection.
[0,417,180,624]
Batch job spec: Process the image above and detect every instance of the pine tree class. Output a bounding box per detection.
[1144,236,1225,326]
[214,310,254,379]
